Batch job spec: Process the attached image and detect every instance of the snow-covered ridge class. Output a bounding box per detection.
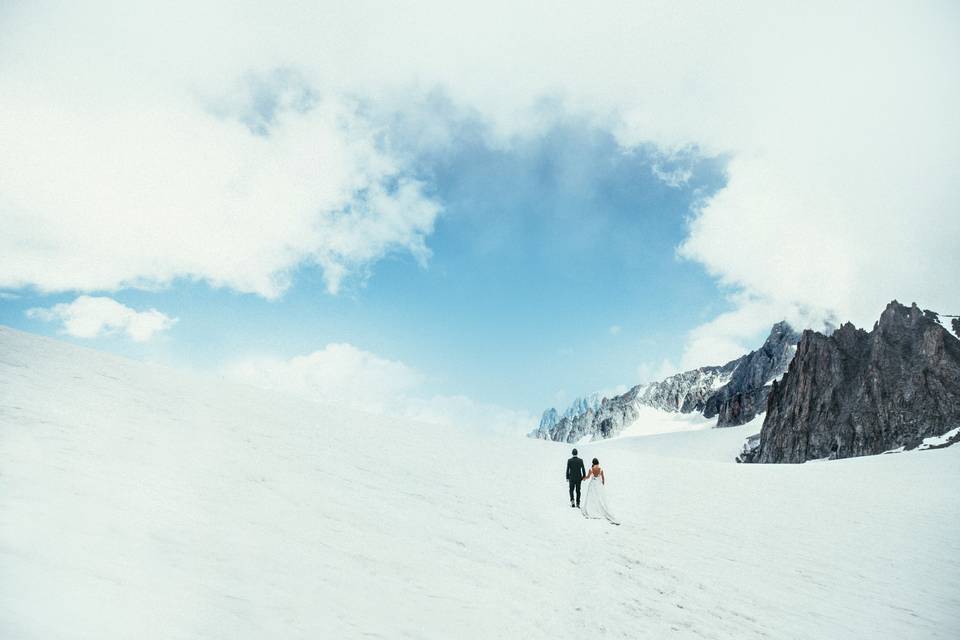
[532,321,801,443]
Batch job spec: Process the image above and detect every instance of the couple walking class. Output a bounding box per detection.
[565,448,620,525]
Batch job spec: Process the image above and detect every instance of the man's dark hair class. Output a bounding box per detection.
[592,458,599,465]
[572,448,578,455]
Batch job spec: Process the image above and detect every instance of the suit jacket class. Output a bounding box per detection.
[566,456,585,482]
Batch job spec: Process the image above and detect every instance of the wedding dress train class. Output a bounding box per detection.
[580,475,620,525]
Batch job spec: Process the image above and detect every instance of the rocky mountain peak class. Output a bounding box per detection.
[702,321,801,426]
[743,300,960,463]
[766,320,795,342]
[875,300,925,333]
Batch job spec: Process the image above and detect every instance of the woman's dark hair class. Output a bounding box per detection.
[592,458,599,465]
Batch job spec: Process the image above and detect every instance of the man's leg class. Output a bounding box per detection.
[574,480,582,507]
[568,480,576,506]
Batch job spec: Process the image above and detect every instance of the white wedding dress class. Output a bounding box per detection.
[580,471,620,525]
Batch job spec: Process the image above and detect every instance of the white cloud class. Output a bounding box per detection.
[650,164,693,189]
[676,295,837,370]
[1,1,956,354]
[637,359,681,385]
[597,383,628,400]
[226,344,536,435]
[0,25,440,297]
[401,394,536,436]
[26,296,177,342]
[608,325,622,336]
[649,147,698,189]
[225,344,422,413]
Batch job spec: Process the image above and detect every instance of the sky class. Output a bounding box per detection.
[1,1,957,432]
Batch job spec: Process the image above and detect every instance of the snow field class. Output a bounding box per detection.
[1,326,957,639]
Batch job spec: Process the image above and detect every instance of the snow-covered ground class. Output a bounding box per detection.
[617,406,719,440]
[1,326,958,639]
[919,426,960,450]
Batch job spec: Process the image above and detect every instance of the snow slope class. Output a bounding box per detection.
[616,406,718,440]
[1,326,958,639]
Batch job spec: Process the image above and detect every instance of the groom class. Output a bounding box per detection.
[566,448,586,508]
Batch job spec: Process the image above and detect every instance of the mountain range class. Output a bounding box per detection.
[534,300,960,465]
[530,321,801,442]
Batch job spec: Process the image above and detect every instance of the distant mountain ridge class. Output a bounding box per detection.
[530,322,801,442]
[537,394,602,433]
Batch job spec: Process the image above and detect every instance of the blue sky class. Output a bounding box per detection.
[1,2,956,430]
[0,116,730,414]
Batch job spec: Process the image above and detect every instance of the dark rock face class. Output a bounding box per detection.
[531,321,801,442]
[704,321,800,426]
[713,386,769,427]
[953,318,960,339]
[753,301,960,463]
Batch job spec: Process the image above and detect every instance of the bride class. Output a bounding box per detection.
[581,458,620,525]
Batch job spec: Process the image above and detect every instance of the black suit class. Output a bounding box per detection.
[566,456,586,506]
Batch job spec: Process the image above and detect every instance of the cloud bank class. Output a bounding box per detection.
[227,345,535,435]
[26,296,177,342]
[226,344,423,412]
[2,0,956,363]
